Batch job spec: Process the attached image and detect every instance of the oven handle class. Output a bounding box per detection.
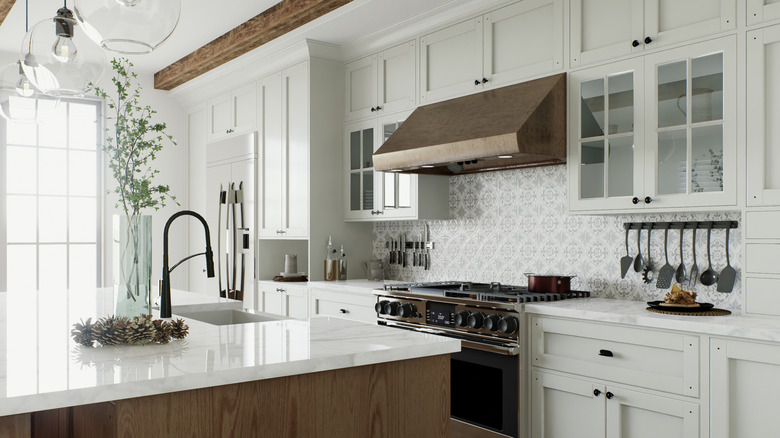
[383,322,520,356]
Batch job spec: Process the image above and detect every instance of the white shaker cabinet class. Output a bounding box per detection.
[747,0,780,25]
[569,37,736,213]
[571,0,735,68]
[531,372,700,438]
[257,281,309,318]
[258,62,309,239]
[310,288,376,324]
[419,0,563,104]
[710,338,780,438]
[344,41,416,122]
[344,110,449,221]
[207,82,257,142]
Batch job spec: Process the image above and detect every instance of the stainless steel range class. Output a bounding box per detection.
[374,281,590,438]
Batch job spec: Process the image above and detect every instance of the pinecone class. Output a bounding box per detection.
[152,319,173,344]
[94,315,130,346]
[170,318,189,339]
[71,318,96,347]
[123,315,156,345]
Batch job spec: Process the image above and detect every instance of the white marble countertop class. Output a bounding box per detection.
[0,288,459,417]
[525,298,780,342]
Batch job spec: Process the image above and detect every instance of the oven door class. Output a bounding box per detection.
[451,346,519,438]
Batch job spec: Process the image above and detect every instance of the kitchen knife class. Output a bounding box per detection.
[401,234,407,267]
[425,224,431,270]
[389,238,394,264]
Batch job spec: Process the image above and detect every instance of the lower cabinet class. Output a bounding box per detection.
[310,288,376,324]
[257,282,309,319]
[710,338,780,438]
[531,371,700,438]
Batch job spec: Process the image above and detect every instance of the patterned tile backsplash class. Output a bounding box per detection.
[373,165,743,310]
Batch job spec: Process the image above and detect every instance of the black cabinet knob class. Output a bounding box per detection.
[644,196,652,204]
[644,36,652,44]
[598,349,613,357]
[370,107,376,112]
[481,78,488,84]
[632,40,640,47]
[593,389,601,397]
[376,106,382,111]
[474,79,481,85]
[339,308,348,314]
[606,391,614,399]
[632,197,640,204]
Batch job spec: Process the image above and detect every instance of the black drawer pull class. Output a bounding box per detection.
[598,349,613,357]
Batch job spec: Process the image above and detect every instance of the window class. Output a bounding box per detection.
[1,98,102,291]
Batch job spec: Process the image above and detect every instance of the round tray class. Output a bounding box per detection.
[647,301,714,312]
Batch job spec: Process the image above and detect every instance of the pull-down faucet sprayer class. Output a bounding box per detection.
[160,210,215,318]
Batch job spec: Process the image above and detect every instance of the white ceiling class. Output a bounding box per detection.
[0,0,459,74]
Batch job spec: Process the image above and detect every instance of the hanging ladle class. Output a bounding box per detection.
[699,222,718,286]
[633,227,644,273]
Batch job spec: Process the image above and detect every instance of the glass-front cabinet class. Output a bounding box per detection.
[569,36,736,212]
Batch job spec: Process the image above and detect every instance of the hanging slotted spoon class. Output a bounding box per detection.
[700,223,718,286]
[656,225,675,289]
[634,228,644,272]
[717,227,736,293]
[675,227,687,284]
[688,228,699,288]
[620,227,633,279]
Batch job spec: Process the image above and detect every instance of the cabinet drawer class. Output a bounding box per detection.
[746,243,780,274]
[746,211,780,239]
[312,289,376,324]
[531,316,699,397]
[745,277,780,316]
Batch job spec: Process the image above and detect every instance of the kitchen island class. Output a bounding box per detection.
[0,288,458,437]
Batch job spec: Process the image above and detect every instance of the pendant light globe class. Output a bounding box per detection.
[0,61,60,124]
[73,0,181,54]
[20,6,106,97]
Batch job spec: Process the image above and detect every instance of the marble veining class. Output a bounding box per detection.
[525,298,780,342]
[0,288,459,417]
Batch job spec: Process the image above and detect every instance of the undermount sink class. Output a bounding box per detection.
[174,308,285,326]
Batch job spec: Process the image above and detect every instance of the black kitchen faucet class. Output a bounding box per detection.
[160,210,215,318]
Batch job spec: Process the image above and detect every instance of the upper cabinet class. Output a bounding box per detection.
[344,41,416,122]
[747,25,780,206]
[419,0,563,105]
[207,82,257,142]
[344,110,449,221]
[258,62,309,238]
[570,0,736,68]
[748,0,780,25]
[569,36,736,213]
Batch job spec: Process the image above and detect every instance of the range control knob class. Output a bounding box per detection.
[375,300,389,314]
[484,314,500,331]
[498,316,519,334]
[467,312,485,329]
[383,301,400,316]
[398,303,417,318]
[454,310,470,327]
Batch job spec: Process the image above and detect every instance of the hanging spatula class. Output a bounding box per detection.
[620,227,633,279]
[717,226,736,293]
[656,225,675,289]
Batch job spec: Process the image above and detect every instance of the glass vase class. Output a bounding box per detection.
[113,214,152,317]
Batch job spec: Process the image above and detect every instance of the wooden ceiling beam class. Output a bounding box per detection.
[0,0,17,27]
[154,0,355,91]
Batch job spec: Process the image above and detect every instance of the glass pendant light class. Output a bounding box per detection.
[74,0,181,54]
[20,0,106,97]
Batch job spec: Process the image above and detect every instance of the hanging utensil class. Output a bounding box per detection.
[700,223,718,286]
[620,227,633,279]
[656,225,675,289]
[642,228,654,284]
[675,227,687,284]
[424,224,431,270]
[688,228,699,288]
[717,226,736,293]
[634,227,644,272]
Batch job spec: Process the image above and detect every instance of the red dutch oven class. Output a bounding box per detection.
[525,274,576,293]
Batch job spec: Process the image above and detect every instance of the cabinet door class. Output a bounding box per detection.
[484,0,563,88]
[344,54,378,122]
[344,119,377,220]
[258,283,284,315]
[420,17,483,104]
[375,111,417,220]
[747,26,780,206]
[644,0,735,50]
[377,41,416,115]
[282,62,309,238]
[531,371,605,438]
[284,285,309,319]
[605,386,700,438]
[711,339,780,438]
[570,0,643,67]
[644,37,736,209]
[258,73,284,237]
[568,58,645,212]
[231,82,257,135]
[748,0,780,24]
[207,94,231,141]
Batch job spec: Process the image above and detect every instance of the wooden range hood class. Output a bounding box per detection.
[373,73,566,175]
